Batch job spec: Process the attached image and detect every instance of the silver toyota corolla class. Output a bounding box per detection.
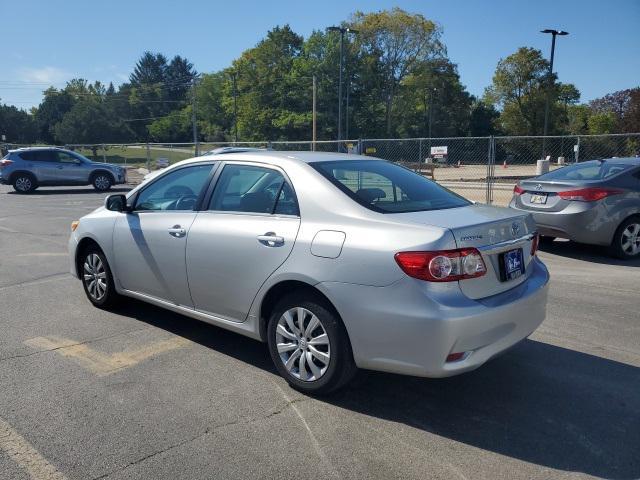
[68,151,549,394]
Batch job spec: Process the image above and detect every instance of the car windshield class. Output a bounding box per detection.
[537,160,634,181]
[311,160,470,213]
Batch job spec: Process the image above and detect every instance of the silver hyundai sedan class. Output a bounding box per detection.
[69,151,549,394]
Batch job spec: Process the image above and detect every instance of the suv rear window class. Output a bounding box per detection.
[311,160,470,213]
[537,160,634,181]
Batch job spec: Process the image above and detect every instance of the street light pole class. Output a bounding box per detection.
[327,26,358,145]
[541,29,568,157]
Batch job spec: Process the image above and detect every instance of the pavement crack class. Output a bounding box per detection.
[0,272,70,291]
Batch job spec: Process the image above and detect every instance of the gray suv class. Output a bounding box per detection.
[0,147,126,193]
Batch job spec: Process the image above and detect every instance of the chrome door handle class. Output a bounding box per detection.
[257,233,284,247]
[168,225,186,238]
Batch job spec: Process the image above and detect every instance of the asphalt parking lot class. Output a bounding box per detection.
[1,185,638,480]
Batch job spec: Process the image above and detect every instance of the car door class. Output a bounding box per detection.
[186,162,301,322]
[112,163,216,306]
[55,151,90,184]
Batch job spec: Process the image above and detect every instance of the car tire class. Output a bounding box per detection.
[92,173,113,191]
[610,216,640,260]
[267,292,357,395]
[80,246,121,308]
[12,173,37,193]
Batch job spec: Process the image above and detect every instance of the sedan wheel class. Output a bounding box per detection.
[620,222,640,256]
[80,247,120,308]
[83,254,108,301]
[276,307,331,382]
[267,293,356,395]
[611,217,640,259]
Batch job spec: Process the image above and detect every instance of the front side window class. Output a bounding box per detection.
[209,164,298,215]
[135,164,213,211]
[312,160,470,213]
[57,152,82,164]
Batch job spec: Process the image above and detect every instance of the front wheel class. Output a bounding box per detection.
[610,216,640,260]
[80,247,121,308]
[92,173,113,191]
[13,173,37,193]
[267,292,356,395]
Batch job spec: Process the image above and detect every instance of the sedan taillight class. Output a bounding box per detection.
[513,185,525,195]
[0,159,13,168]
[395,248,487,282]
[557,187,623,202]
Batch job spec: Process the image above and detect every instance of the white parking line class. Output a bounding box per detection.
[0,416,68,480]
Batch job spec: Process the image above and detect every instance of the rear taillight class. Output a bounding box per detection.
[0,159,13,168]
[558,187,623,202]
[395,248,487,282]
[530,233,539,256]
[513,185,525,195]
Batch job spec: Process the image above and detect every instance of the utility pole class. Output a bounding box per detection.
[345,75,350,140]
[312,75,317,151]
[232,71,239,143]
[327,26,358,145]
[191,77,199,156]
[541,29,569,157]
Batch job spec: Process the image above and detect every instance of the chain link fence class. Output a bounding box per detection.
[3,133,638,205]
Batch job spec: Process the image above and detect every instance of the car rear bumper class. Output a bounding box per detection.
[317,257,549,378]
[509,200,614,246]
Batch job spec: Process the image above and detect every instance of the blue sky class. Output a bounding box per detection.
[1,0,638,109]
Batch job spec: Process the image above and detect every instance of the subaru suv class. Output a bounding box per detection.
[0,147,126,193]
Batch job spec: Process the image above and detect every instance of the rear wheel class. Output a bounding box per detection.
[92,173,112,191]
[610,216,640,260]
[80,246,121,308]
[267,292,356,395]
[12,173,37,193]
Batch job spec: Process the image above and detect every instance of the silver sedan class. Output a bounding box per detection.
[69,151,549,394]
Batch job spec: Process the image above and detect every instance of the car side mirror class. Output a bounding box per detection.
[105,194,130,212]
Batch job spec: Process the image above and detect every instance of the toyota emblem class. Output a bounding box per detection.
[511,222,520,237]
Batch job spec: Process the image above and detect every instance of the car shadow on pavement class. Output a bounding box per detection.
[5,187,131,195]
[118,300,639,480]
[540,239,640,267]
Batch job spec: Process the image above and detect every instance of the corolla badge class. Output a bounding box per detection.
[511,222,520,237]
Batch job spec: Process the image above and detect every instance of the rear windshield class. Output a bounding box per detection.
[537,161,634,181]
[311,160,470,213]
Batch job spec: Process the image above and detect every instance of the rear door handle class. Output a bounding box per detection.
[257,233,284,247]
[168,225,186,238]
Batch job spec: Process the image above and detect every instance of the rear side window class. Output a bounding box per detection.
[18,150,57,162]
[537,161,634,181]
[209,164,298,215]
[312,160,470,213]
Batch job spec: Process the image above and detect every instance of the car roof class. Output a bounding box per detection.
[173,150,379,169]
[9,146,65,152]
[581,157,640,165]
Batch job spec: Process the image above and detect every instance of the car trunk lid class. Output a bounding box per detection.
[392,204,537,299]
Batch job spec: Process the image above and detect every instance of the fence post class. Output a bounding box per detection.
[146,143,151,171]
[486,136,495,204]
[417,138,423,172]
[575,136,580,163]
[357,138,363,155]
[102,144,107,163]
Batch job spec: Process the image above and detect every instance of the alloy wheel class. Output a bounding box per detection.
[94,175,110,190]
[275,307,331,382]
[83,253,107,301]
[15,177,32,192]
[621,222,640,256]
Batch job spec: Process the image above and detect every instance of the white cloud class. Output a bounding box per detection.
[18,66,69,85]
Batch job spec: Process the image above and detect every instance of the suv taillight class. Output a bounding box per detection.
[395,248,486,282]
[558,187,623,202]
[0,159,13,168]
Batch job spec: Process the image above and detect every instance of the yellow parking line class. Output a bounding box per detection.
[0,416,68,480]
[24,335,190,376]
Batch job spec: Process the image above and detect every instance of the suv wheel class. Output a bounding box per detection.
[92,173,112,191]
[267,292,356,395]
[13,173,37,193]
[610,216,640,260]
[80,246,120,308]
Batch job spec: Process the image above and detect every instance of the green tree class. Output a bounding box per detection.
[35,88,75,143]
[0,101,38,143]
[351,8,444,135]
[588,112,616,134]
